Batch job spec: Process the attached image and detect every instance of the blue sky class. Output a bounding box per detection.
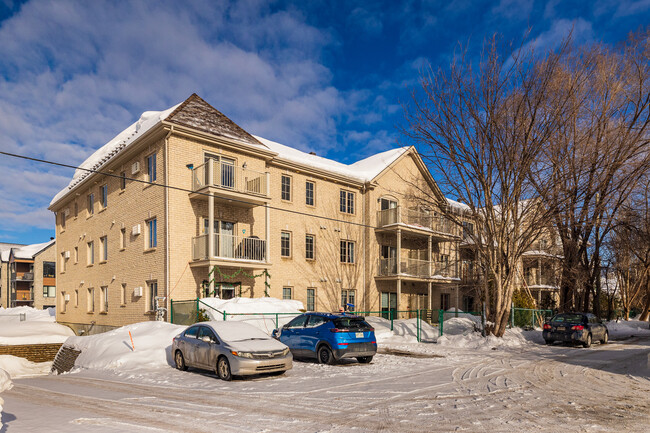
[0,0,649,245]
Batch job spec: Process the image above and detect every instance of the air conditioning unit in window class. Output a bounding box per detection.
[132,224,141,236]
[64,294,70,301]
[64,251,70,259]
[133,286,143,297]
[131,161,141,174]
[64,208,70,217]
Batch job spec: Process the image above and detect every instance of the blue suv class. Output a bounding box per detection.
[272,313,377,364]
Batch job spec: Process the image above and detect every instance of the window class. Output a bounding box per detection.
[147,153,157,182]
[147,218,157,249]
[60,292,66,313]
[100,236,108,262]
[286,315,308,328]
[100,286,108,313]
[305,234,315,260]
[306,315,327,328]
[462,221,474,238]
[440,293,450,310]
[282,287,292,300]
[148,281,158,312]
[100,184,108,208]
[60,211,66,230]
[340,190,355,214]
[121,283,127,305]
[120,171,126,190]
[307,288,315,311]
[74,247,78,264]
[43,286,56,298]
[281,231,291,257]
[43,262,55,278]
[74,201,78,218]
[305,181,314,206]
[380,197,398,210]
[60,252,66,273]
[87,287,95,313]
[87,241,94,265]
[281,175,291,201]
[120,228,126,249]
[74,289,79,307]
[87,193,94,215]
[340,240,355,264]
[341,289,356,310]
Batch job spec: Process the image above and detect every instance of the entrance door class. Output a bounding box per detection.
[220,283,236,299]
[220,222,235,258]
[381,292,397,319]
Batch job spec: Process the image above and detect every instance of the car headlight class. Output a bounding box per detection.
[231,350,254,358]
[281,347,290,356]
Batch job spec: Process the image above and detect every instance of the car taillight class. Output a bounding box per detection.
[571,325,584,330]
[330,328,351,333]
[543,324,551,330]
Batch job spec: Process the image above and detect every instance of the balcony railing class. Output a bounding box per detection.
[524,272,558,287]
[192,234,267,262]
[377,207,460,237]
[11,272,34,282]
[192,159,268,197]
[377,258,459,279]
[523,242,563,256]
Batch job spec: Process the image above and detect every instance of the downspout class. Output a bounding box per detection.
[362,184,367,311]
[164,125,174,322]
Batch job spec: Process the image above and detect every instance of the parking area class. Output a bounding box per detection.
[2,335,649,432]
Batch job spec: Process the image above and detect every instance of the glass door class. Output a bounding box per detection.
[220,221,235,258]
[221,158,235,189]
[381,292,397,319]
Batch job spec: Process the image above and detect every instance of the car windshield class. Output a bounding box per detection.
[551,314,584,324]
[334,318,372,330]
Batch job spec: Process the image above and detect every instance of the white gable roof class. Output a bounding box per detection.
[11,240,55,260]
[253,135,410,183]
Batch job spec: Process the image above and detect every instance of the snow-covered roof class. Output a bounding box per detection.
[0,243,25,262]
[447,198,471,213]
[254,135,410,183]
[11,240,55,260]
[51,94,412,208]
[50,103,181,206]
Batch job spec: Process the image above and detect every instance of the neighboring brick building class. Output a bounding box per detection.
[0,240,56,309]
[0,242,25,308]
[49,94,466,334]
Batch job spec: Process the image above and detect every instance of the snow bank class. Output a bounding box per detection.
[0,321,75,345]
[366,316,438,343]
[437,326,544,349]
[0,355,52,378]
[199,297,303,334]
[0,367,12,428]
[605,319,650,339]
[442,308,482,324]
[64,322,185,371]
[0,306,56,322]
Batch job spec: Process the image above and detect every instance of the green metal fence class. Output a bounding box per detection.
[509,306,553,328]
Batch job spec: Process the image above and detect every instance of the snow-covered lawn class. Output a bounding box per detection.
[0,306,74,345]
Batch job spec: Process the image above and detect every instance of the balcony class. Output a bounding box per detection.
[376,207,460,239]
[191,233,268,268]
[522,242,563,258]
[376,258,459,280]
[524,271,559,288]
[11,272,34,282]
[190,159,270,207]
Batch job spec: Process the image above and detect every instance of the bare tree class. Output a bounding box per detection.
[402,36,568,336]
[536,31,650,315]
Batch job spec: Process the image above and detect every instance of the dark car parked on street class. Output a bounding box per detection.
[272,312,377,364]
[543,312,608,347]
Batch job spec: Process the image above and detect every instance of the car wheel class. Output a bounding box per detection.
[174,350,187,371]
[317,345,334,365]
[357,356,373,364]
[583,333,592,348]
[601,331,608,344]
[544,339,553,345]
[217,356,232,381]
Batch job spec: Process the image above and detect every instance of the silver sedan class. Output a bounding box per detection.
[171,321,293,381]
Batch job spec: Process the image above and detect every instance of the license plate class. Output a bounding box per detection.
[356,332,364,338]
[557,327,565,331]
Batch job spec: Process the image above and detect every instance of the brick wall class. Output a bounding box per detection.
[0,343,63,363]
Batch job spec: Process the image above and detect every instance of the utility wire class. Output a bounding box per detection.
[0,150,386,230]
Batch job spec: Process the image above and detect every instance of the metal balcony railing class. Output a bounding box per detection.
[524,272,558,287]
[376,206,460,237]
[376,257,459,279]
[191,159,268,197]
[192,234,267,262]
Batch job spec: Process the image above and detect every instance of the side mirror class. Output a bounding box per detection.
[201,335,212,343]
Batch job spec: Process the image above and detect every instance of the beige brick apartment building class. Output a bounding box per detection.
[0,240,56,309]
[50,94,471,334]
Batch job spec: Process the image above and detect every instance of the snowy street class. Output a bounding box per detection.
[2,335,649,432]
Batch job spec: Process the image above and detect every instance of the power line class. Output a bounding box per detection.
[0,150,383,230]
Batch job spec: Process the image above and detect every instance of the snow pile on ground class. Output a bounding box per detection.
[0,306,56,322]
[0,321,75,345]
[199,297,303,334]
[442,308,482,324]
[64,321,185,371]
[366,316,438,343]
[0,367,12,426]
[437,326,544,349]
[0,355,52,378]
[605,319,650,339]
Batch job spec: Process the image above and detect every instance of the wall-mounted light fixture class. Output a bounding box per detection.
[186,163,194,170]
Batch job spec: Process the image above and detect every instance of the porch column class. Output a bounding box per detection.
[396,228,402,314]
[396,278,401,313]
[428,281,432,310]
[427,235,432,277]
[208,160,215,296]
[265,200,270,264]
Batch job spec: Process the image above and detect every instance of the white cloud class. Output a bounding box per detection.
[0,0,349,236]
